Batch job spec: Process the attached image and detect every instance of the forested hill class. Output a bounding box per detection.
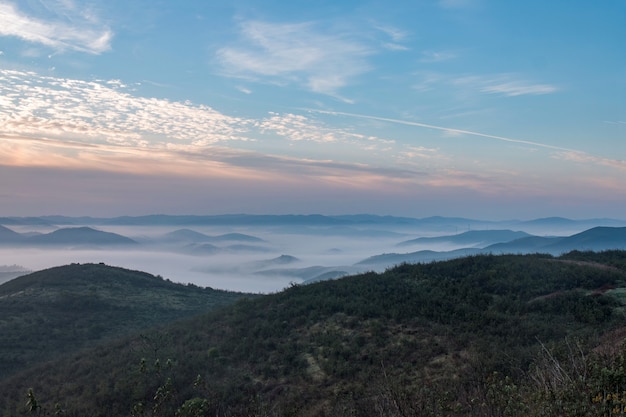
[2,252,626,416]
[0,263,251,379]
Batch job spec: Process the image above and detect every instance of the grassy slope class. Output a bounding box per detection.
[1,252,626,416]
[0,263,250,380]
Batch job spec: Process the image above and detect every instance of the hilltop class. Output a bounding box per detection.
[0,263,251,379]
[1,251,626,416]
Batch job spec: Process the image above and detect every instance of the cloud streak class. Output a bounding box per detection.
[414,72,558,97]
[216,19,373,97]
[0,1,112,54]
[309,109,626,171]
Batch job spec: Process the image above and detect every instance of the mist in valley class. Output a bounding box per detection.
[2,216,626,293]
[0,223,414,292]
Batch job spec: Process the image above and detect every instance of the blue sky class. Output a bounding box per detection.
[0,0,624,219]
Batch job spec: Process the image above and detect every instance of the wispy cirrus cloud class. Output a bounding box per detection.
[310,109,626,173]
[555,150,626,171]
[216,20,373,98]
[479,80,558,96]
[257,112,395,151]
[451,74,558,97]
[0,0,112,54]
[413,72,557,97]
[420,50,457,63]
[372,23,410,51]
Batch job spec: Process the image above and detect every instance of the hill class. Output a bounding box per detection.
[397,229,531,247]
[1,251,626,416]
[0,225,23,243]
[548,226,626,252]
[26,226,137,246]
[359,226,626,269]
[487,226,626,254]
[161,229,265,244]
[0,263,250,379]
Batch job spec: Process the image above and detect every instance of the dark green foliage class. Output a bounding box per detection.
[0,263,250,379]
[1,252,626,416]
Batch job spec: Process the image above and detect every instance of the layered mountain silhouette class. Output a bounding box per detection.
[0,226,136,246]
[398,229,532,247]
[487,226,626,254]
[0,225,24,243]
[161,229,265,244]
[358,226,626,268]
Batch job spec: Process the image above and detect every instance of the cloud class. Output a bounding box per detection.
[257,112,396,152]
[0,70,415,187]
[420,50,457,63]
[0,69,400,159]
[0,1,112,54]
[413,72,558,98]
[451,74,558,97]
[399,146,440,160]
[555,151,626,171]
[372,23,410,51]
[309,109,626,174]
[216,20,373,96]
[480,81,558,96]
[0,69,251,147]
[236,85,252,94]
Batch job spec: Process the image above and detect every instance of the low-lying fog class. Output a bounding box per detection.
[2,218,624,293]
[0,225,418,293]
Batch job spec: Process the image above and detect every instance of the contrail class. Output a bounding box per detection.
[308,109,576,153]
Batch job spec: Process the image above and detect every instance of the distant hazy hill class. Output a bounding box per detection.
[255,265,351,282]
[357,248,482,266]
[4,215,626,236]
[486,236,560,253]
[162,228,214,242]
[0,263,250,379]
[0,265,30,284]
[0,226,138,246]
[398,229,531,247]
[183,242,272,255]
[162,229,265,244]
[1,252,625,416]
[361,226,626,269]
[487,226,626,254]
[0,225,23,243]
[246,254,300,269]
[550,226,626,251]
[25,227,137,246]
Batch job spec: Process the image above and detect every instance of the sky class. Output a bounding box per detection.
[0,0,625,220]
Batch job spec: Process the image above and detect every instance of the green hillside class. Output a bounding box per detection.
[2,252,626,416]
[0,263,250,379]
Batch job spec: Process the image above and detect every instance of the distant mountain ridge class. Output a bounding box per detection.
[162,229,265,243]
[2,214,624,231]
[0,225,23,243]
[358,226,626,268]
[0,226,136,246]
[488,226,626,254]
[398,229,532,247]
